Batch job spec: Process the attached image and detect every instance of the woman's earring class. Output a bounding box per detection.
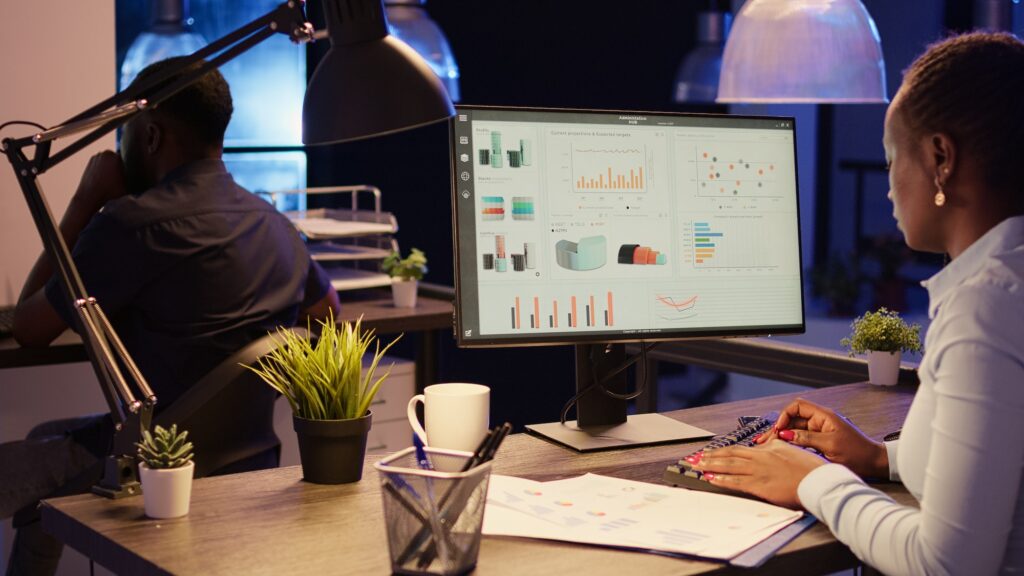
[934,177,946,207]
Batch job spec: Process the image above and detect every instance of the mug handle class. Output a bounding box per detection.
[406,394,429,446]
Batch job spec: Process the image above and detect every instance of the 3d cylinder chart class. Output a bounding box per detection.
[617,244,667,265]
[554,235,607,271]
[482,237,539,273]
[511,197,535,220]
[478,132,533,169]
[481,196,505,221]
[509,292,615,329]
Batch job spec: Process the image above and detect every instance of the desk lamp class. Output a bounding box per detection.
[1,0,453,497]
[717,0,887,103]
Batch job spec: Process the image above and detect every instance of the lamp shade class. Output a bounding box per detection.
[303,0,454,145]
[717,0,887,103]
[386,0,461,102]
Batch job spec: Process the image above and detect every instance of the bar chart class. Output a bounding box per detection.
[681,218,783,270]
[571,145,647,192]
[508,292,616,330]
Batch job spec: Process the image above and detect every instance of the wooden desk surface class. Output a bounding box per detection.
[41,382,917,575]
[0,294,454,369]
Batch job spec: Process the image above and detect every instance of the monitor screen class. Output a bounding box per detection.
[450,106,805,349]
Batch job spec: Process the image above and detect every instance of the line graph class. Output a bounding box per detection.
[571,144,647,192]
[654,293,698,321]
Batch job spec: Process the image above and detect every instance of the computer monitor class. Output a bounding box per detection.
[450,106,805,451]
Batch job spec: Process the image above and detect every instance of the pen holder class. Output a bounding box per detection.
[375,447,492,576]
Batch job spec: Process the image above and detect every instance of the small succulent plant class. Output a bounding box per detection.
[136,424,194,469]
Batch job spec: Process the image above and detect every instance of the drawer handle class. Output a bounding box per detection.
[371,398,387,406]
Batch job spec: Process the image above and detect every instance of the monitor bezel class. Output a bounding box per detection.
[450,104,806,349]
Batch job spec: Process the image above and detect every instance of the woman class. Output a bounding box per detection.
[693,32,1024,575]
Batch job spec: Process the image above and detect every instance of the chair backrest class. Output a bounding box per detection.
[154,328,306,478]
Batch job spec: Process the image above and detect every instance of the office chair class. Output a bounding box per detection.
[152,328,307,477]
[11,328,305,530]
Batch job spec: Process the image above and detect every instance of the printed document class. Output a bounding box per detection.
[484,473,803,560]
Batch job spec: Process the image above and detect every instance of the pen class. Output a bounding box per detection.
[411,434,449,567]
[416,422,513,568]
[413,434,434,471]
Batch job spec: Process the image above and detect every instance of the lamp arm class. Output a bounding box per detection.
[0,0,312,498]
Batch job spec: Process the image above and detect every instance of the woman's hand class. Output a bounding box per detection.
[692,440,827,508]
[756,398,889,479]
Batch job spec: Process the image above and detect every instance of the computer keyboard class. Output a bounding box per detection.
[0,305,14,337]
[663,412,778,496]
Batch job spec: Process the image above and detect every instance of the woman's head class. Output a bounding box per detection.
[884,32,1024,253]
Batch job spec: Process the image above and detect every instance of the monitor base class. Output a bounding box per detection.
[526,413,714,452]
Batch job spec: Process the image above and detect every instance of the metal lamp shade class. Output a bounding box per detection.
[302,0,454,145]
[717,0,888,103]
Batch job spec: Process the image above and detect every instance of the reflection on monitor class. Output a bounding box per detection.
[450,106,805,451]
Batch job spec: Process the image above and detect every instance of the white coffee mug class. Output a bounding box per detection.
[407,383,490,453]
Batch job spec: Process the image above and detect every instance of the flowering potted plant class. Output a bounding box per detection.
[381,247,427,308]
[246,316,399,483]
[136,424,195,519]
[841,307,922,386]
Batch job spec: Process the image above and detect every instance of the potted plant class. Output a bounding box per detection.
[381,247,427,308]
[246,316,400,484]
[136,424,195,519]
[841,307,922,386]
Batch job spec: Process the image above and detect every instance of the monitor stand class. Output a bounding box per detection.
[526,343,714,452]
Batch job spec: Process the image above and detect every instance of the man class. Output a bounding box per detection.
[3,57,339,574]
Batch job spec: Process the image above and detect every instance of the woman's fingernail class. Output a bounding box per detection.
[703,473,715,481]
[778,429,795,441]
[752,433,762,442]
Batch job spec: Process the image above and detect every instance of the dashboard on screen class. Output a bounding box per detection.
[451,106,805,348]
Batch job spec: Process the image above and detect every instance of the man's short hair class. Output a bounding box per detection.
[128,56,233,146]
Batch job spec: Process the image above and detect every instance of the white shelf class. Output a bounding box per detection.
[326,267,392,291]
[309,243,393,262]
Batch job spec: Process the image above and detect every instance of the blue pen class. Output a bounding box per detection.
[413,434,434,471]
[411,434,449,565]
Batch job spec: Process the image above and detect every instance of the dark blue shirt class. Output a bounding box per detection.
[45,159,330,410]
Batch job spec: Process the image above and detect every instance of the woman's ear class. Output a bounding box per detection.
[930,132,957,183]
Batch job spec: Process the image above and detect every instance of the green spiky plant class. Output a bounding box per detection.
[381,247,428,281]
[841,307,922,356]
[246,316,401,420]
[136,424,194,469]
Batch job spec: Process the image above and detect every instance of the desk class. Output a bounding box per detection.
[41,382,917,575]
[0,293,454,388]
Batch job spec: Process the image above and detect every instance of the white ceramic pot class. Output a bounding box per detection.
[139,461,195,519]
[867,350,901,386]
[392,278,418,308]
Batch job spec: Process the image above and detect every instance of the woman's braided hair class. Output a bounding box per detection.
[899,32,1024,198]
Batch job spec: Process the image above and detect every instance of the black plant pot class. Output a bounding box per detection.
[293,411,372,484]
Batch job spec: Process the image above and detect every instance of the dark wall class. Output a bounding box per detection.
[307,2,712,428]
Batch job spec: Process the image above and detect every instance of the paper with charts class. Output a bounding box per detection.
[483,473,803,560]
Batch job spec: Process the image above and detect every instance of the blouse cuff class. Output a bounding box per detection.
[884,440,900,482]
[797,463,864,519]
